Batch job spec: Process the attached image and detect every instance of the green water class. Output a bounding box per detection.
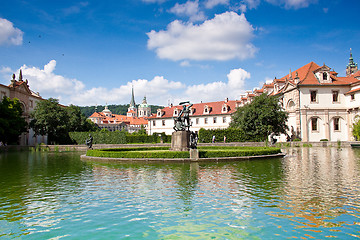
[0,148,359,239]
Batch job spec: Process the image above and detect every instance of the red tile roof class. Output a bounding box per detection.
[89,112,147,125]
[148,100,238,119]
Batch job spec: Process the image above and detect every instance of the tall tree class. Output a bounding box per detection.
[30,98,69,144]
[0,97,27,144]
[230,93,288,141]
[66,105,98,132]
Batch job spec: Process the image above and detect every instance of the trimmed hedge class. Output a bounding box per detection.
[198,128,253,143]
[86,146,281,159]
[69,131,171,145]
[87,147,189,158]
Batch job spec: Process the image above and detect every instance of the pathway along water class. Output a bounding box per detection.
[0,147,359,239]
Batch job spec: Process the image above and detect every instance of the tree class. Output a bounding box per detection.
[352,118,360,140]
[0,97,27,144]
[30,98,70,144]
[66,105,98,132]
[230,93,288,141]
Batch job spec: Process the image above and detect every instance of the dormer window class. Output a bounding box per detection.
[222,104,228,113]
[323,72,328,81]
[173,108,179,116]
[203,105,210,114]
[157,109,163,117]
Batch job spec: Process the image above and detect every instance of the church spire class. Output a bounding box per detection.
[130,85,136,108]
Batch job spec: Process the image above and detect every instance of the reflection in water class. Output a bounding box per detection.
[0,149,359,239]
[274,147,360,238]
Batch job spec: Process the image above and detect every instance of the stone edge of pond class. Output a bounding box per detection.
[80,153,286,162]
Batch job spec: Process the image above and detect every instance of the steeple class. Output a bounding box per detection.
[346,48,358,76]
[130,85,136,108]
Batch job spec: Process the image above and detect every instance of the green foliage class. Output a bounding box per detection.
[30,98,98,144]
[320,139,329,141]
[198,128,247,143]
[86,146,281,159]
[66,105,98,132]
[230,94,288,141]
[87,147,189,158]
[0,97,28,144]
[69,131,171,144]
[352,118,360,140]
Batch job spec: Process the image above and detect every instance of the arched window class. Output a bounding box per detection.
[333,117,340,131]
[287,100,295,110]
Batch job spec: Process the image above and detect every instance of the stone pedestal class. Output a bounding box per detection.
[171,131,190,151]
[189,149,199,160]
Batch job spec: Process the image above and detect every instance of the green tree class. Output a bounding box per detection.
[352,118,360,140]
[0,97,27,144]
[30,98,70,144]
[66,105,98,132]
[230,93,288,141]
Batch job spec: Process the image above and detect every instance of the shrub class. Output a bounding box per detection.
[320,139,328,141]
[198,128,249,143]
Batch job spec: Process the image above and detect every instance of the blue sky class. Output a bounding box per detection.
[1,0,359,106]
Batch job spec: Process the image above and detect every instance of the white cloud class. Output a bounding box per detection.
[19,60,85,100]
[70,76,186,106]
[0,18,23,46]
[243,0,261,9]
[184,68,250,103]
[2,61,251,106]
[180,60,191,67]
[204,0,229,9]
[265,0,317,9]
[147,11,257,61]
[169,0,205,22]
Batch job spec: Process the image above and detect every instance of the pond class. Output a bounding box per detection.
[0,147,359,239]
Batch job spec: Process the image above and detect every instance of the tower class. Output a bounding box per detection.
[138,96,151,117]
[127,86,138,117]
[346,48,358,76]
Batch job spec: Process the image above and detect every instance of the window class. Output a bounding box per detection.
[29,100,33,108]
[310,91,317,102]
[351,94,355,101]
[223,117,227,123]
[311,118,318,131]
[213,117,217,124]
[332,91,339,102]
[196,118,199,124]
[162,120,165,126]
[323,72,328,80]
[204,118,208,124]
[334,118,340,131]
[153,121,156,126]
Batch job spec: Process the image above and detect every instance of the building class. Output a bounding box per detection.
[147,99,238,135]
[251,50,360,142]
[88,88,149,133]
[0,70,47,145]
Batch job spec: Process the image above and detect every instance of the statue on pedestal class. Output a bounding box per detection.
[173,101,193,131]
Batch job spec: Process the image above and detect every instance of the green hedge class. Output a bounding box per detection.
[86,146,281,159]
[87,147,189,158]
[198,147,281,158]
[69,132,171,145]
[198,128,253,143]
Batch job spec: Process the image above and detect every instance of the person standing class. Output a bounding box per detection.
[212,135,215,143]
[223,136,226,143]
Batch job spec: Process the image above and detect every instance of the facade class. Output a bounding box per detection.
[0,71,47,145]
[88,88,149,133]
[252,50,360,142]
[147,99,238,135]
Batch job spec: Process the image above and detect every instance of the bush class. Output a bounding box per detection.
[86,146,281,159]
[69,131,171,144]
[320,139,328,141]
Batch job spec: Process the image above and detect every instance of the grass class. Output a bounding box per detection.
[86,146,281,159]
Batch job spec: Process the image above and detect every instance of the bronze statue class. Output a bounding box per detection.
[86,134,93,149]
[173,101,193,131]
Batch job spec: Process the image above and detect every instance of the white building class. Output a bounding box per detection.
[260,50,360,142]
[147,99,238,135]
